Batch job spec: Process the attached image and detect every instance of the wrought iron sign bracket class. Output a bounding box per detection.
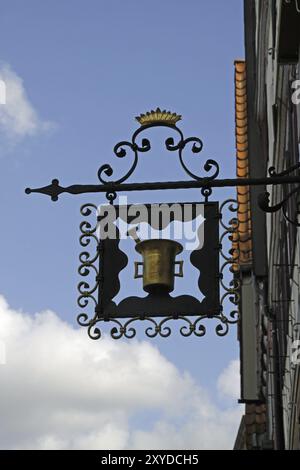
[25,109,300,339]
[25,172,300,200]
[25,110,300,226]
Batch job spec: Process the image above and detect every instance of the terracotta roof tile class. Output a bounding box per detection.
[232,61,252,269]
[233,63,266,448]
[243,403,267,449]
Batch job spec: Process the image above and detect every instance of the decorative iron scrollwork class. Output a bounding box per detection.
[76,204,100,331]
[218,199,240,332]
[97,120,219,192]
[258,162,300,227]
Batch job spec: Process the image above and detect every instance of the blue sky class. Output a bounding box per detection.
[0,0,245,449]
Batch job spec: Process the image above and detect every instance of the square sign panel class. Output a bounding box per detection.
[93,202,220,319]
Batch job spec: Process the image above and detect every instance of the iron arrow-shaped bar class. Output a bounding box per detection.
[25,175,300,201]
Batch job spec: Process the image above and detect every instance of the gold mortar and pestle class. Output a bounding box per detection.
[128,227,184,294]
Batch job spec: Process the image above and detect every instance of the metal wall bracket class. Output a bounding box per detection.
[25,111,300,226]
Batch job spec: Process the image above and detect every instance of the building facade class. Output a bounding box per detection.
[235,0,300,450]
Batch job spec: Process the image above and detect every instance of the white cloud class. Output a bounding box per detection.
[0,63,53,142]
[217,359,240,400]
[0,295,242,450]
